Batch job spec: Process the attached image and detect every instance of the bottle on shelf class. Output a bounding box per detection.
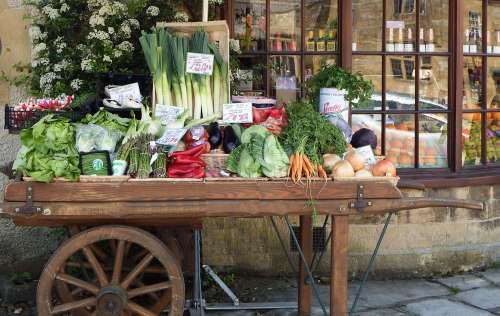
[427,28,435,52]
[495,31,500,54]
[487,31,492,53]
[463,28,470,53]
[316,29,326,52]
[327,30,336,52]
[469,29,478,53]
[404,28,414,52]
[386,28,395,52]
[307,30,315,52]
[289,34,297,51]
[395,28,404,52]
[419,28,426,52]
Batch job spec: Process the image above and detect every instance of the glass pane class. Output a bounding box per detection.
[419,56,448,110]
[270,55,301,105]
[304,55,337,82]
[463,56,483,110]
[235,56,267,95]
[487,112,500,163]
[463,1,482,54]
[419,0,448,52]
[353,0,382,51]
[419,113,448,168]
[487,58,500,109]
[386,0,416,53]
[462,113,482,166]
[385,114,415,168]
[234,0,266,52]
[352,56,382,110]
[304,0,338,52]
[386,56,415,110]
[352,114,382,155]
[487,0,500,54]
[270,0,301,51]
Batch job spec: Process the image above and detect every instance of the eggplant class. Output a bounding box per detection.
[223,126,240,153]
[208,122,222,149]
[351,128,377,150]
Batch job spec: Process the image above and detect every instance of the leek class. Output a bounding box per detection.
[190,30,211,119]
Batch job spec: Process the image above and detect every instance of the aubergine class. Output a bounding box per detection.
[208,122,222,149]
[223,126,240,153]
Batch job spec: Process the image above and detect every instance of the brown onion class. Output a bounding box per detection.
[323,154,342,173]
[372,159,397,177]
[345,151,365,171]
[355,169,373,177]
[332,160,355,178]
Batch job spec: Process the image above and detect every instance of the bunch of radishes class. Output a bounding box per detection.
[14,95,74,111]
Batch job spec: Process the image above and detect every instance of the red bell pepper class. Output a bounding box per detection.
[170,143,210,158]
[171,155,206,166]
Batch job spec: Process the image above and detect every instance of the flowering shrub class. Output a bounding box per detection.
[24,0,183,97]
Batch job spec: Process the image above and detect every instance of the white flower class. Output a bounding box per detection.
[28,26,42,40]
[113,49,123,58]
[146,6,160,17]
[89,14,105,27]
[229,39,241,54]
[209,0,224,4]
[53,59,69,72]
[103,55,112,63]
[40,72,58,93]
[39,57,50,66]
[70,79,83,91]
[88,30,110,41]
[117,41,133,51]
[32,42,47,57]
[128,18,140,29]
[81,58,93,72]
[174,12,188,22]
[87,0,102,9]
[108,27,115,34]
[119,23,131,38]
[42,5,60,20]
[60,3,69,13]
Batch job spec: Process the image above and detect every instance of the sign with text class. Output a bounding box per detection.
[155,104,184,125]
[107,83,142,104]
[186,52,214,75]
[386,20,405,29]
[223,102,253,123]
[319,88,349,121]
[156,128,187,146]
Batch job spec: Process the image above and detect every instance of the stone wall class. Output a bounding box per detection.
[202,184,500,278]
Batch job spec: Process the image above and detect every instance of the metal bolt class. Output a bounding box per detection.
[28,187,32,192]
[367,201,373,206]
[15,208,20,213]
[359,193,364,197]
[350,203,355,208]
[43,209,51,215]
[359,185,364,189]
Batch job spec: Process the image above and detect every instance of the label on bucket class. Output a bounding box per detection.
[319,88,348,121]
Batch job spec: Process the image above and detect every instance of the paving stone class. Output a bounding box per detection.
[455,287,500,310]
[347,280,449,309]
[352,308,408,315]
[479,269,500,285]
[436,274,490,291]
[404,298,493,316]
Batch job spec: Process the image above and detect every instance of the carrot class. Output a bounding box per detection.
[302,156,311,180]
[296,153,303,183]
[288,154,295,179]
[302,155,314,176]
[318,165,328,179]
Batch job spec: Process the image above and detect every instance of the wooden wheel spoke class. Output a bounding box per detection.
[121,253,154,290]
[124,241,132,258]
[130,248,149,263]
[111,240,126,284]
[82,246,108,286]
[56,273,99,295]
[89,244,108,262]
[51,297,96,314]
[125,301,156,316]
[128,282,172,299]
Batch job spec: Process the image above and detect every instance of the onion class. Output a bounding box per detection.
[332,160,355,178]
[355,169,373,177]
[372,159,397,177]
[345,151,365,171]
[323,154,341,173]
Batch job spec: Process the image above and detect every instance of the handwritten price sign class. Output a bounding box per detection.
[186,53,214,75]
[155,104,184,125]
[156,128,187,146]
[223,103,253,123]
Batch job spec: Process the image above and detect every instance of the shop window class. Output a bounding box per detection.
[390,57,415,80]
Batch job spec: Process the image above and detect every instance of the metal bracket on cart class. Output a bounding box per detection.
[349,184,373,214]
[15,186,41,215]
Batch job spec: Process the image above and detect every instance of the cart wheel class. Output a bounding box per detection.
[37,225,185,316]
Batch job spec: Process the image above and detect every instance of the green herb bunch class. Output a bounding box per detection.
[305,64,374,109]
[280,101,347,165]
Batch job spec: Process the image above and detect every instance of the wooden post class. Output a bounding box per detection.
[202,0,209,22]
[331,215,349,315]
[298,215,312,315]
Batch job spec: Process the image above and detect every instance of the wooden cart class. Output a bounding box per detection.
[0,179,483,316]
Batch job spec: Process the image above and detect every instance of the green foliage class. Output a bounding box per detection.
[305,64,374,109]
[280,101,347,165]
[9,272,33,285]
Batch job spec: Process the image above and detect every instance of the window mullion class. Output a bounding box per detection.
[451,0,464,172]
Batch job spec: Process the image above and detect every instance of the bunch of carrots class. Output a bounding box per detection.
[289,151,328,183]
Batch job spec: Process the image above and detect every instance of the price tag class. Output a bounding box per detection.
[156,128,187,146]
[186,52,214,75]
[107,83,142,104]
[155,104,184,125]
[223,102,253,123]
[356,145,377,166]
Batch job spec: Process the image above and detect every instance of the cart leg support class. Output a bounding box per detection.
[298,215,313,316]
[331,215,349,316]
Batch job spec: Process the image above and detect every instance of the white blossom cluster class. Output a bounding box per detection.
[146,6,160,17]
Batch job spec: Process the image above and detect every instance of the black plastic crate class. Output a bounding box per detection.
[4,105,85,133]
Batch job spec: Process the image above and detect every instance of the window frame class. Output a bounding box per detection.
[226,0,500,184]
